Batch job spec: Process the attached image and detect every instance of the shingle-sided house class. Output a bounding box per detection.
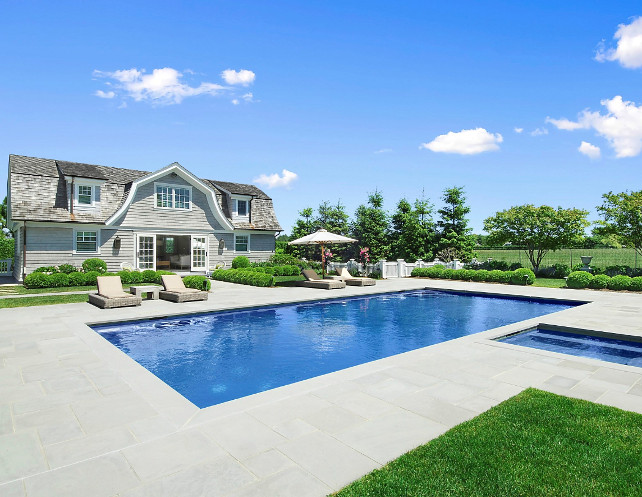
[7,155,282,281]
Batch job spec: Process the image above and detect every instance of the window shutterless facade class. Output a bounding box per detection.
[75,230,99,253]
[155,183,192,210]
[235,234,249,252]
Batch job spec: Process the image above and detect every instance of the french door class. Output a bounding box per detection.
[137,234,156,270]
[191,236,208,271]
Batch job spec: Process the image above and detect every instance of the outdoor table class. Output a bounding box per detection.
[129,285,161,300]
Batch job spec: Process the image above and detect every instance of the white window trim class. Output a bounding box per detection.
[73,229,101,255]
[234,233,251,253]
[68,178,104,209]
[154,182,193,211]
[231,195,251,220]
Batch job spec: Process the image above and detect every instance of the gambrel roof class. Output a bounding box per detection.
[8,154,282,231]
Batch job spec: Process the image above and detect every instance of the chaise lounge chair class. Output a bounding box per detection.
[89,276,142,309]
[336,267,376,286]
[297,269,346,290]
[159,274,209,303]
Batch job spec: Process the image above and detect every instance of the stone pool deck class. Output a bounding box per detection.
[1,279,641,497]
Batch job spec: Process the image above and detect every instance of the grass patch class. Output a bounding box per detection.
[5,282,160,295]
[273,275,305,286]
[532,278,567,288]
[334,389,642,497]
[0,294,89,308]
[477,248,639,268]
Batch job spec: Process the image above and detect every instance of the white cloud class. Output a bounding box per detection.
[578,141,601,159]
[221,69,255,86]
[530,127,549,136]
[231,99,240,105]
[253,169,298,189]
[548,96,642,158]
[545,117,586,130]
[514,127,524,133]
[94,90,115,99]
[420,128,503,155]
[374,148,393,154]
[242,92,254,102]
[596,17,642,68]
[93,67,226,105]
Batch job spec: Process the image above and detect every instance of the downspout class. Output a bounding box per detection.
[22,221,26,281]
[70,177,74,218]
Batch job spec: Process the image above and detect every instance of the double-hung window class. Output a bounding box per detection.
[155,184,191,210]
[233,197,250,219]
[76,231,98,253]
[78,185,93,205]
[235,235,249,252]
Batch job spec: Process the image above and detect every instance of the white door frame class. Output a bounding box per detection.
[136,233,156,270]
[190,235,208,271]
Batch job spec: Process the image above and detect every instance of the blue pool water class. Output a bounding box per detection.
[499,328,642,367]
[92,290,577,407]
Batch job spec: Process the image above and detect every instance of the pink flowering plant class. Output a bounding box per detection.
[359,247,370,276]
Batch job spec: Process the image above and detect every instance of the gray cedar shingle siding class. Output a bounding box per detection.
[9,154,281,231]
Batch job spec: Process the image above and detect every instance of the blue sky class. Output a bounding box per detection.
[1,1,641,234]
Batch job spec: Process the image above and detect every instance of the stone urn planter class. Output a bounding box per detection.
[580,255,593,272]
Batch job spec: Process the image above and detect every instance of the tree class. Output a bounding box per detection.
[0,196,7,236]
[436,186,476,262]
[286,207,315,259]
[351,191,390,262]
[315,200,350,260]
[484,204,589,272]
[390,197,436,262]
[595,190,642,259]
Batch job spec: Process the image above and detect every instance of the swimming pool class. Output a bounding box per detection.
[92,290,578,407]
[499,327,642,367]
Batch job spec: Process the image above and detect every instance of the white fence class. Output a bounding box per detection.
[328,258,463,279]
[0,259,12,277]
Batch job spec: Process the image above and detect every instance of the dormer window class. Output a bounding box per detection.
[155,183,192,210]
[78,185,93,205]
[67,178,103,209]
[232,196,251,219]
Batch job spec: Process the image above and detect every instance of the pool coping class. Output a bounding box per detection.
[2,278,642,496]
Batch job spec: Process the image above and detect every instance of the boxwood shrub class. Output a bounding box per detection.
[511,268,535,286]
[68,272,86,286]
[47,273,70,288]
[24,272,50,288]
[211,269,274,287]
[588,274,611,289]
[630,277,642,292]
[608,274,632,291]
[82,258,107,273]
[231,256,251,269]
[182,275,211,291]
[566,271,594,289]
[471,269,489,282]
[58,264,76,274]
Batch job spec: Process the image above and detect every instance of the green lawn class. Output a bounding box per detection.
[477,247,640,268]
[0,294,89,308]
[0,282,160,295]
[532,278,567,288]
[335,389,642,497]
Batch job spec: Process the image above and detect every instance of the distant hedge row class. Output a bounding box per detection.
[24,269,176,288]
[411,266,536,286]
[210,269,275,287]
[566,271,642,291]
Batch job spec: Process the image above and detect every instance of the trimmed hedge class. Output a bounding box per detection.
[23,269,176,289]
[608,274,632,291]
[566,271,594,289]
[411,267,517,285]
[589,274,611,289]
[239,265,300,277]
[511,268,535,286]
[210,269,274,287]
[232,256,251,269]
[82,258,108,273]
[630,277,642,292]
[182,275,211,291]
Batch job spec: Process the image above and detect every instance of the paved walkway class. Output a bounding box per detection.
[1,279,641,497]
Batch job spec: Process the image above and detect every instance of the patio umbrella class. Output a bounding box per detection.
[288,228,358,278]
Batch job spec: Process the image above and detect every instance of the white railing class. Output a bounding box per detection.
[0,259,12,277]
[328,258,463,279]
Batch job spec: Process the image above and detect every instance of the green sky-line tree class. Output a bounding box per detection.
[594,191,642,261]
[436,186,476,262]
[484,204,590,272]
